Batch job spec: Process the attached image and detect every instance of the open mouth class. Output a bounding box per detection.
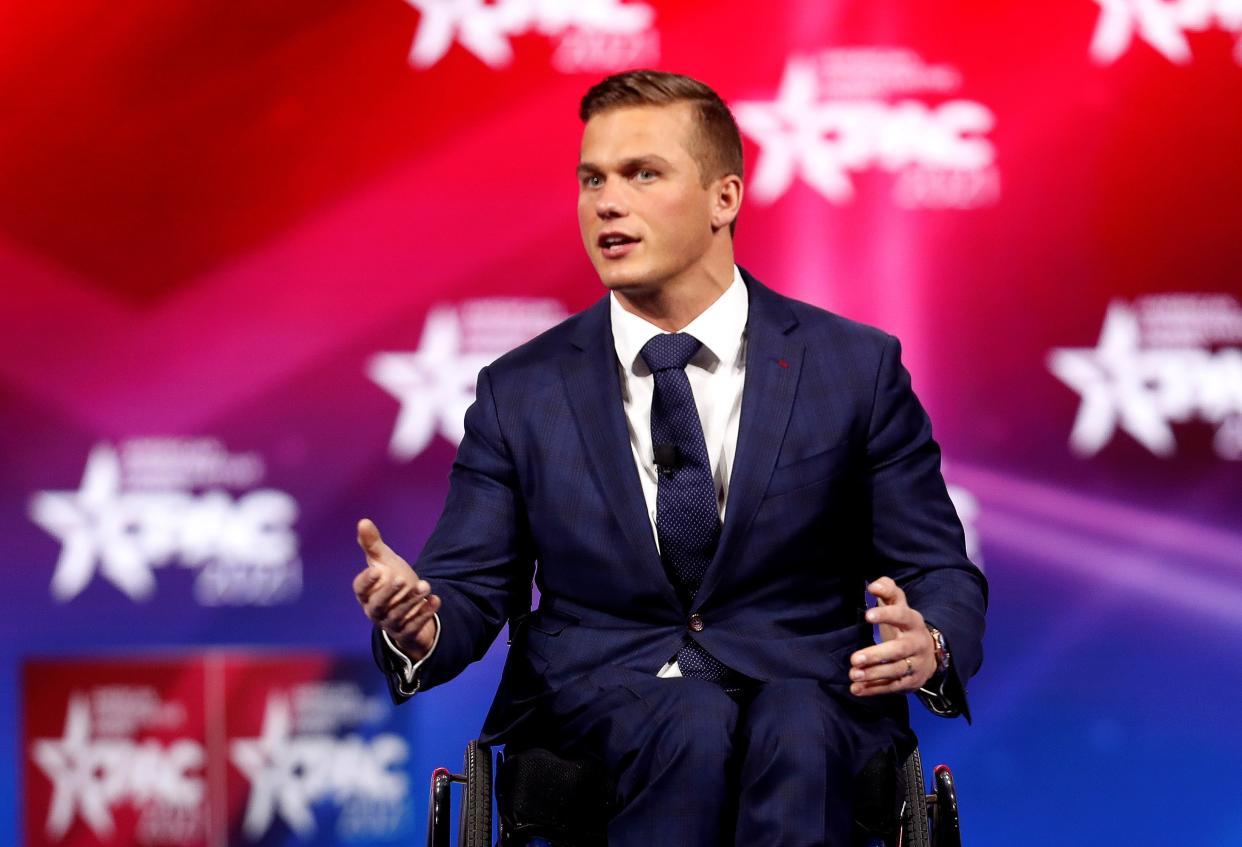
[598,232,640,259]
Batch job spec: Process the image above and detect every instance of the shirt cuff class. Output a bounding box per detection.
[917,669,949,702]
[915,618,963,717]
[380,613,441,695]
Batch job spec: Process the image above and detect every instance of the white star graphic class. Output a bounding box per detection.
[368,307,490,461]
[733,56,859,205]
[230,696,317,839]
[1048,302,1179,456]
[29,444,158,601]
[32,695,115,839]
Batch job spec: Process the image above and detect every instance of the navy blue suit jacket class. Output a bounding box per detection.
[373,268,987,745]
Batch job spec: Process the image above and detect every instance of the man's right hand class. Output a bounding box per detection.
[353,518,441,661]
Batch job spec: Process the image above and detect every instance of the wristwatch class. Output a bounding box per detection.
[925,623,951,676]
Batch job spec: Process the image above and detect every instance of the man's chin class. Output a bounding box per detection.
[595,261,658,294]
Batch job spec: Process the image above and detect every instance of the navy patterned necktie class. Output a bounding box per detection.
[640,332,738,683]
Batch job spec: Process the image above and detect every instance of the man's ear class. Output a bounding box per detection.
[711,174,743,233]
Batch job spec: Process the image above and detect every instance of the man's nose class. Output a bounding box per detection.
[595,180,627,219]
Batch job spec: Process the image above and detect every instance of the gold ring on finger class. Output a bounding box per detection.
[903,657,914,678]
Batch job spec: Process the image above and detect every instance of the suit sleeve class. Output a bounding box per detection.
[864,335,988,721]
[373,364,536,703]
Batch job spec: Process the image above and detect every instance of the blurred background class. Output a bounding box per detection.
[2,1,1241,844]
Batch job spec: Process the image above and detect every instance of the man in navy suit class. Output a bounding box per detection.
[354,70,987,845]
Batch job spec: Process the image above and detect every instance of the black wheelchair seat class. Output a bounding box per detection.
[495,748,613,845]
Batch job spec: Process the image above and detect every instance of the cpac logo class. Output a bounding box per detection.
[1090,0,1242,65]
[1048,296,1242,459]
[404,0,658,72]
[734,50,999,209]
[369,297,566,461]
[230,695,408,840]
[31,695,205,841]
[29,441,301,605]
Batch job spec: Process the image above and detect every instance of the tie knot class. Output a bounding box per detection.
[640,333,702,373]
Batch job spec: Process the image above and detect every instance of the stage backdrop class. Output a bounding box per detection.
[2,1,1241,844]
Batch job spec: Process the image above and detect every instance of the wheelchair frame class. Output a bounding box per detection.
[429,739,961,847]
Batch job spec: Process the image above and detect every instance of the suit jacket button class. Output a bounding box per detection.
[688,613,704,632]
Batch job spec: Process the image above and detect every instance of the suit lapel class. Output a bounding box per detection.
[695,271,803,606]
[560,297,681,612]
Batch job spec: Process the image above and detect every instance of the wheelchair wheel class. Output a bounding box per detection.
[900,747,930,847]
[458,739,493,847]
[931,764,961,847]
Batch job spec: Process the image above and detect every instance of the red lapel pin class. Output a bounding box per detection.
[776,358,789,369]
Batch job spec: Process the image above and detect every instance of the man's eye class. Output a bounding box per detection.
[583,175,602,188]
[635,169,657,181]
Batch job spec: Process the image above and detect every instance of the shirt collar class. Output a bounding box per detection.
[610,265,748,375]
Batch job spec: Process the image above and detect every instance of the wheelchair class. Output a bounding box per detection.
[428,738,961,847]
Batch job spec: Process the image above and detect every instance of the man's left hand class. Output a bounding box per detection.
[848,577,936,696]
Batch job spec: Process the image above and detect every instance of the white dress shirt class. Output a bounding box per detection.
[610,265,748,544]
